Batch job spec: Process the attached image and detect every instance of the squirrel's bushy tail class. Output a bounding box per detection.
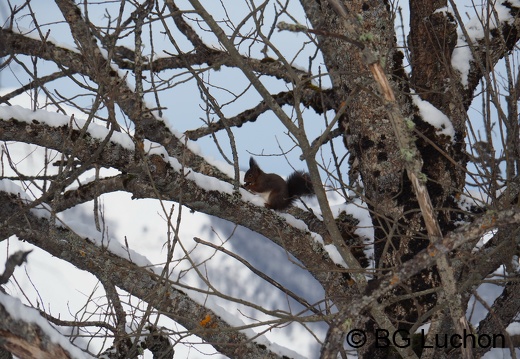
[287,171,314,202]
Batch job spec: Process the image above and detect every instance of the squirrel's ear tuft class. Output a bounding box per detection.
[249,157,258,169]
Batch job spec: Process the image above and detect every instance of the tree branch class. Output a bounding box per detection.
[0,191,288,359]
[185,89,335,140]
[0,114,357,322]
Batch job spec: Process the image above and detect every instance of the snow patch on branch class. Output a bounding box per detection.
[0,179,51,219]
[278,212,350,267]
[449,0,520,87]
[0,105,243,199]
[10,26,80,54]
[0,105,135,149]
[412,94,455,139]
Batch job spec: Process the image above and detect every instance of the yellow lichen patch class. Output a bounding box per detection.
[200,314,211,327]
[200,314,217,328]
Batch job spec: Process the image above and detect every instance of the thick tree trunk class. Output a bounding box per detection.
[300,0,469,357]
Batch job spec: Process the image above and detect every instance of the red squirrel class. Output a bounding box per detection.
[243,157,315,210]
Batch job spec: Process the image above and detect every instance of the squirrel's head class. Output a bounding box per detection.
[243,157,261,190]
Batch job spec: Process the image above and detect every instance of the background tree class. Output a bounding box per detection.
[1,0,520,358]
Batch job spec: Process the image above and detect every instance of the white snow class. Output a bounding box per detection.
[279,212,312,231]
[0,105,135,150]
[334,198,373,241]
[0,178,28,197]
[168,156,236,195]
[412,94,455,139]
[0,179,51,219]
[0,105,220,178]
[280,209,350,267]
[10,26,79,53]
[323,243,348,267]
[451,0,520,87]
[0,105,243,198]
[507,321,520,335]
[0,291,94,358]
